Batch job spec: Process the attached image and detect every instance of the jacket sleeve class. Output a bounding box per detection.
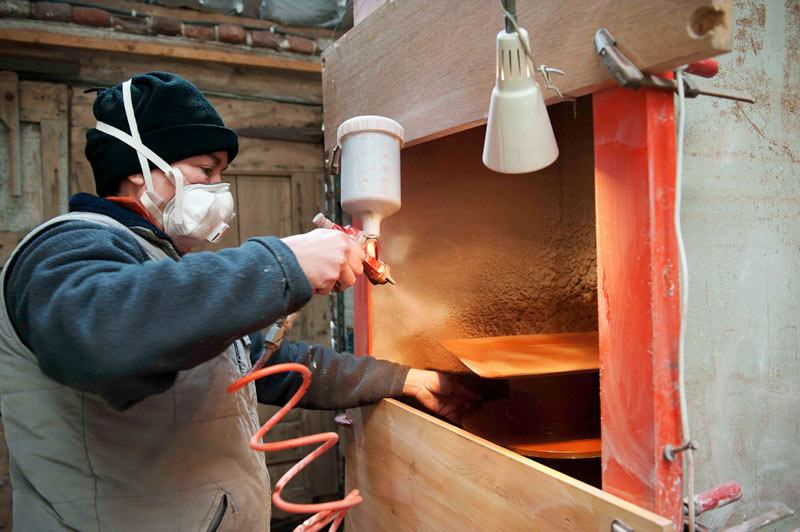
[4,220,313,410]
[252,338,410,410]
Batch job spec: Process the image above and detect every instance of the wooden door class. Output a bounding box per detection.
[0,73,69,264]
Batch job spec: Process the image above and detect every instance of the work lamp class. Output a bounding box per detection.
[482,5,559,174]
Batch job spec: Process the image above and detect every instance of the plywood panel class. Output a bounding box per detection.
[438,332,598,379]
[322,0,733,148]
[344,399,673,531]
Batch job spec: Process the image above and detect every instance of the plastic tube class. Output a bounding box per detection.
[227,363,362,532]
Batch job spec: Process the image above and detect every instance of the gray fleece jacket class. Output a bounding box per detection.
[2,193,409,411]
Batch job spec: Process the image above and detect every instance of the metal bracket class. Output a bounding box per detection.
[664,439,698,462]
[594,29,755,103]
[612,519,634,532]
[326,144,341,177]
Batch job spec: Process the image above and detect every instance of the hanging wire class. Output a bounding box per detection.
[675,67,697,532]
[498,1,567,99]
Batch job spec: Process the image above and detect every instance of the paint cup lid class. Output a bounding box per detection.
[337,115,404,147]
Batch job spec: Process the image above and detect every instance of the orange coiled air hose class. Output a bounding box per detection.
[227,362,362,532]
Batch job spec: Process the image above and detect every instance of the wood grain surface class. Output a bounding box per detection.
[344,399,673,531]
[438,331,598,379]
[322,0,733,148]
[0,20,320,74]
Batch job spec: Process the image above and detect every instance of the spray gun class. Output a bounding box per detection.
[313,213,395,286]
[327,115,405,286]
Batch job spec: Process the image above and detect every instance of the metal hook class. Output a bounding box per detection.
[537,65,566,99]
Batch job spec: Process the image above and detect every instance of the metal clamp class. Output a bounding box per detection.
[612,520,634,532]
[594,28,755,103]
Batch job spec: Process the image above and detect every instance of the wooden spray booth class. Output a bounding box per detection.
[322,1,733,529]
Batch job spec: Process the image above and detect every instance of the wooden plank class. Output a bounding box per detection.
[593,86,682,525]
[0,71,21,196]
[2,44,322,104]
[344,399,674,531]
[0,20,320,74]
[289,172,330,347]
[321,0,733,148]
[235,175,293,240]
[68,125,95,196]
[229,137,323,175]
[438,332,598,379]
[16,123,44,228]
[19,81,67,122]
[290,173,325,235]
[39,118,69,220]
[206,96,322,143]
[0,232,26,266]
[71,87,322,140]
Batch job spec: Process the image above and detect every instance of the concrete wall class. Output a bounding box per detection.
[683,0,800,529]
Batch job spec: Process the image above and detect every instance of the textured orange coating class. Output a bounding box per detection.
[362,101,598,373]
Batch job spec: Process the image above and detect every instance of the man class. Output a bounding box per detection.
[0,72,476,531]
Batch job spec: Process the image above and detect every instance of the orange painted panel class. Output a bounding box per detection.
[593,86,682,528]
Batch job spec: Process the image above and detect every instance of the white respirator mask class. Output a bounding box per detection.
[94,79,235,250]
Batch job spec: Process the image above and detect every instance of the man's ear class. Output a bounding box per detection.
[126,173,145,187]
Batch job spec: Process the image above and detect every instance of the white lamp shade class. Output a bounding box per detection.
[482,29,559,174]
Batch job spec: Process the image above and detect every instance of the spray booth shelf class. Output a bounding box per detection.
[437,331,599,379]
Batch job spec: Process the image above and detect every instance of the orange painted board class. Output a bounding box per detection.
[593,86,682,525]
[438,331,598,379]
[463,399,601,459]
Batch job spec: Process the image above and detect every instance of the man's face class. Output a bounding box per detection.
[149,150,229,203]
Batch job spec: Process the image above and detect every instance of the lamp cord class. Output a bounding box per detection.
[675,67,696,532]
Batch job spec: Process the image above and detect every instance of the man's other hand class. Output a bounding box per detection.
[402,369,481,425]
[282,229,365,295]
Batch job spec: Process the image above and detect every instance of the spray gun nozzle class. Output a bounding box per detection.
[313,213,394,286]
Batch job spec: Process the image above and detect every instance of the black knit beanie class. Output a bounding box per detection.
[85,72,238,197]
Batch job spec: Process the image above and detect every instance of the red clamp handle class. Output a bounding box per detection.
[685,59,719,78]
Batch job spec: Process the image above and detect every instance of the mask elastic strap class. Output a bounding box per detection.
[94,79,186,225]
[121,80,154,194]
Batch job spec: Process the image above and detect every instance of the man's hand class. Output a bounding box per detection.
[402,369,481,425]
[282,229,365,295]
